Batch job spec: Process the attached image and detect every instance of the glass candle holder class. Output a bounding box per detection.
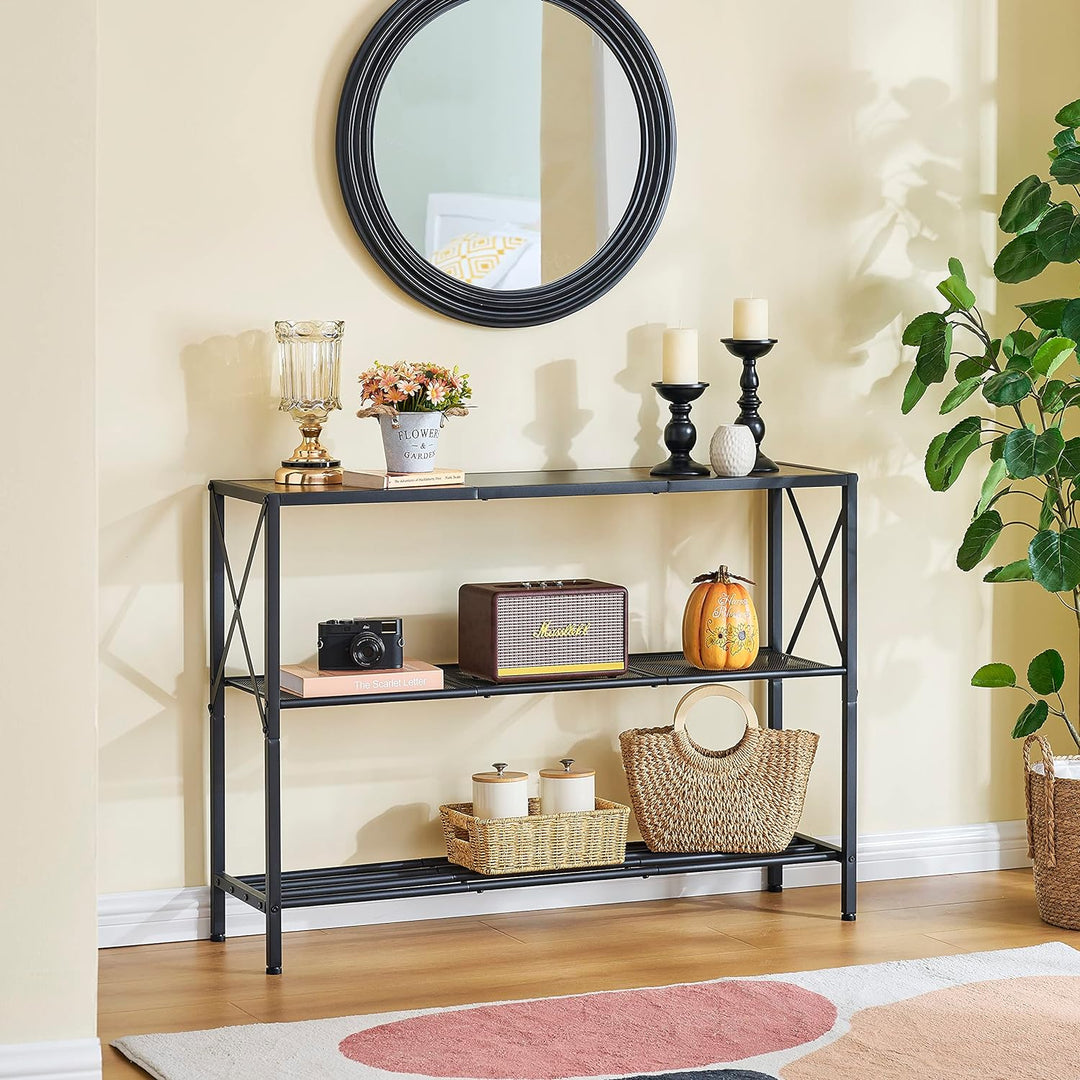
[274,320,345,486]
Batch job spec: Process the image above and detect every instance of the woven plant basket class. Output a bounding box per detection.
[620,684,819,853]
[1025,733,1080,930]
[440,798,630,876]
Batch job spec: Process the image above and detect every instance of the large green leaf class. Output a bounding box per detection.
[938,274,976,310]
[1029,527,1080,592]
[925,419,982,493]
[901,367,927,415]
[1056,129,1079,151]
[990,433,1007,462]
[1061,299,1080,341]
[1059,437,1080,478]
[1004,328,1037,359]
[1029,649,1066,695]
[999,175,1052,233]
[977,458,1008,516]
[957,510,1004,571]
[1050,147,1080,185]
[955,355,993,381]
[1003,426,1065,478]
[940,377,982,414]
[1020,299,1069,331]
[984,559,1034,583]
[982,370,1032,406]
[1043,379,1068,412]
[1037,204,1080,263]
[1032,336,1077,377]
[1013,700,1050,738]
[972,662,1016,688]
[915,323,952,385]
[995,233,1050,283]
[948,257,967,282]
[902,311,946,347]
[1057,100,1080,127]
[1039,485,1058,531]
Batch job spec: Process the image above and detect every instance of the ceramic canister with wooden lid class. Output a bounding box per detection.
[472,763,530,819]
[540,759,596,815]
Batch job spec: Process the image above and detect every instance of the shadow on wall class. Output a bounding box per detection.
[99,330,283,884]
[523,358,594,470]
[619,323,664,468]
[843,76,987,371]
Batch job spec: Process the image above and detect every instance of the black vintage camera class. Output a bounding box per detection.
[318,618,404,671]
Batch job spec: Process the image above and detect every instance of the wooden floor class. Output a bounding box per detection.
[100,870,1074,1077]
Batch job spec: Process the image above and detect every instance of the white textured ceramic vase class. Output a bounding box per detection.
[710,423,756,477]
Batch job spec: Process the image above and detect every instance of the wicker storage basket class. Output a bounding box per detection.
[440,798,630,876]
[620,684,818,853]
[1025,734,1080,930]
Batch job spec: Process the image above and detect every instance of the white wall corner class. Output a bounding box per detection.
[99,820,1032,949]
[0,1039,101,1080]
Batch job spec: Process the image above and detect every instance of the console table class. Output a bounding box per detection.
[208,465,858,974]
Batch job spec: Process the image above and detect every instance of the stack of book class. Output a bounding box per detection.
[280,660,444,698]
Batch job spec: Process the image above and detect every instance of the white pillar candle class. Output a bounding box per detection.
[733,298,770,340]
[662,328,699,384]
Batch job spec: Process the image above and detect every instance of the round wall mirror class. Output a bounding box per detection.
[336,0,676,327]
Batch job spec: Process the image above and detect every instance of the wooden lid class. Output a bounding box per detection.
[540,758,595,779]
[473,763,528,784]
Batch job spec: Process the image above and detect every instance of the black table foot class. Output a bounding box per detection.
[841,912,857,922]
[266,965,283,975]
[767,884,784,893]
[210,933,225,943]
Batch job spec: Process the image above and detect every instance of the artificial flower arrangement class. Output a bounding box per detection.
[357,361,472,415]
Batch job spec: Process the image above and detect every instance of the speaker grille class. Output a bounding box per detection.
[495,590,626,673]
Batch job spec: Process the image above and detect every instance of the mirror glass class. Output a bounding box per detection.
[373,0,642,291]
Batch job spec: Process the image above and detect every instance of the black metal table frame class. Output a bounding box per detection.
[208,466,858,974]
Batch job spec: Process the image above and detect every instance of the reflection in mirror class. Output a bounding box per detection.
[373,0,641,291]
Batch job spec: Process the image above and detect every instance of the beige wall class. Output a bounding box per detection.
[0,0,98,1044]
[95,0,1080,895]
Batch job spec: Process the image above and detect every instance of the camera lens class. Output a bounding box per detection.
[350,632,385,668]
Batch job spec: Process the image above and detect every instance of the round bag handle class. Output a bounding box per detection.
[672,684,762,748]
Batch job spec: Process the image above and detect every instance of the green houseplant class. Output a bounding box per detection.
[902,95,1080,753]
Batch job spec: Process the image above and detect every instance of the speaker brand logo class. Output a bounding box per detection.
[534,621,591,639]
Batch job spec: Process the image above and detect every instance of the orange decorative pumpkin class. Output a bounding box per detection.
[682,566,760,670]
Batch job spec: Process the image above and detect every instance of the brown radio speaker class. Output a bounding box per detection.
[458,579,629,683]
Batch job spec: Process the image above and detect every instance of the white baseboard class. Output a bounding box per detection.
[98,820,1031,949]
[0,1039,101,1080]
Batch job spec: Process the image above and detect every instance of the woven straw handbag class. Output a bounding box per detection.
[1025,733,1080,930]
[620,684,819,853]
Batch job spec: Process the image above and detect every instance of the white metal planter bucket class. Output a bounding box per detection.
[379,411,444,473]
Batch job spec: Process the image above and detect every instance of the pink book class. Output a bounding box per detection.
[280,660,444,698]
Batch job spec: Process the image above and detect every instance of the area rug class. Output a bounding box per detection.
[114,942,1080,1080]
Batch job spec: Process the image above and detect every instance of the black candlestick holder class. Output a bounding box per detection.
[650,381,711,478]
[721,338,779,473]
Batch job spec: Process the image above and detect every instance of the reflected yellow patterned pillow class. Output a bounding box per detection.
[432,232,528,285]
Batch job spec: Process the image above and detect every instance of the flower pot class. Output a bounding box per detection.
[379,411,445,473]
[1024,734,1080,930]
[709,423,756,477]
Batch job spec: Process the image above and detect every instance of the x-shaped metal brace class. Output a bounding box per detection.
[209,498,268,733]
[785,489,844,659]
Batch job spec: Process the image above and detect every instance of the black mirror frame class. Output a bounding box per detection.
[335,0,676,328]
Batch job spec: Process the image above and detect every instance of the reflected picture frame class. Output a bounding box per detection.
[335,0,677,328]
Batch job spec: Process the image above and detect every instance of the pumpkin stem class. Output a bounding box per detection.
[691,565,757,586]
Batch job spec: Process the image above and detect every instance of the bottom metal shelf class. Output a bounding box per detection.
[227,836,842,911]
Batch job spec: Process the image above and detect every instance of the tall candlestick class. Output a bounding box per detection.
[733,298,769,340]
[662,328,699,384]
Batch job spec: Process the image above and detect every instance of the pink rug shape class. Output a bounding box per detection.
[340,980,835,1078]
